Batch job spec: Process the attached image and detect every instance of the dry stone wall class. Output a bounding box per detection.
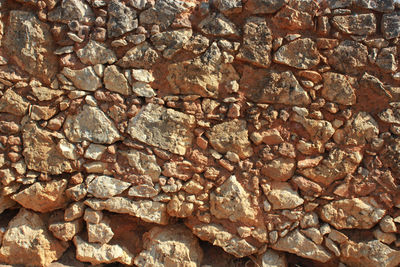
[0,0,399,266]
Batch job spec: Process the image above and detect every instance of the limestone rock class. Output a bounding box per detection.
[199,13,239,37]
[31,85,64,101]
[299,148,362,186]
[321,72,356,105]
[121,150,161,182]
[266,182,304,210]
[261,157,296,181]
[117,42,159,69]
[320,197,386,229]
[332,14,376,35]
[379,107,400,125]
[48,0,94,23]
[236,17,272,68]
[85,197,169,225]
[382,11,400,39]
[273,38,320,69]
[150,29,192,59]
[107,0,137,38]
[64,105,122,144]
[292,116,335,144]
[191,223,258,258]
[87,175,130,199]
[23,122,74,174]
[210,175,259,225]
[0,196,15,215]
[381,138,400,173]
[207,119,253,159]
[74,236,133,265]
[11,179,68,213]
[162,161,194,181]
[134,225,203,267]
[376,46,398,73]
[139,0,195,30]
[0,89,29,116]
[3,10,57,84]
[334,112,379,145]
[360,72,393,98]
[132,82,156,98]
[49,219,83,242]
[104,65,130,95]
[0,209,67,266]
[258,249,288,267]
[61,67,102,92]
[87,221,114,244]
[272,5,313,30]
[341,240,400,267]
[214,0,242,15]
[329,40,368,75]
[272,229,332,263]
[245,0,287,14]
[76,40,117,65]
[166,195,194,218]
[241,67,310,106]
[356,0,395,12]
[127,103,195,156]
[167,42,239,98]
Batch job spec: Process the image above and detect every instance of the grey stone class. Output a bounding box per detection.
[87,175,131,199]
[76,40,117,65]
[332,14,376,35]
[107,0,138,38]
[104,65,130,95]
[62,67,102,92]
[273,38,320,69]
[48,0,94,23]
[199,13,239,37]
[150,29,192,59]
[329,40,368,75]
[117,42,159,69]
[382,11,400,39]
[245,0,287,14]
[213,0,242,15]
[321,72,356,105]
[356,0,394,12]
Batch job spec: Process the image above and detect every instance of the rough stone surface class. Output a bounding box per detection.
[128,104,195,155]
[273,38,320,69]
[245,0,287,14]
[329,40,368,74]
[64,105,122,144]
[321,72,356,106]
[104,65,130,95]
[87,175,131,199]
[107,0,137,38]
[0,209,67,266]
[0,89,29,116]
[77,40,117,65]
[332,14,376,35]
[266,182,304,210]
[382,11,400,39]
[62,67,102,92]
[48,0,94,23]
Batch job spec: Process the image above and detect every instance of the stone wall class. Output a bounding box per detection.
[0,0,399,266]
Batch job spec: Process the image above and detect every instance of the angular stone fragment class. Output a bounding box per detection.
[272,5,313,30]
[272,229,332,263]
[0,196,15,215]
[356,0,395,12]
[245,0,287,14]
[360,72,393,98]
[379,108,400,125]
[0,89,29,116]
[107,0,137,38]
[127,103,195,155]
[139,0,195,30]
[241,66,310,106]
[258,249,287,267]
[320,197,386,229]
[332,14,376,35]
[87,175,130,199]
[266,182,304,210]
[236,17,272,68]
[191,223,258,258]
[23,122,74,174]
[273,38,320,69]
[77,40,117,65]
[299,148,362,186]
[292,115,335,144]
[376,47,398,73]
[334,112,379,145]
[49,220,83,242]
[132,82,156,97]
[207,119,253,159]
[121,150,161,182]
[11,179,68,213]
[62,67,102,92]
[31,85,64,101]
[329,40,368,74]
[117,42,159,69]
[48,0,94,23]
[104,65,130,95]
[74,236,133,265]
[85,197,169,225]
[381,138,400,173]
[64,105,121,144]
[341,240,400,267]
[167,43,239,98]
[199,13,239,37]
[167,195,194,218]
[262,157,296,181]
[0,209,67,266]
[382,11,400,39]
[321,72,356,105]
[214,0,242,15]
[87,221,114,244]
[210,175,259,225]
[162,161,194,181]
[3,10,57,84]
[134,225,203,267]
[150,29,192,59]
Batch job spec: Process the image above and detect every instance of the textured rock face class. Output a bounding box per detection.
[1,0,400,266]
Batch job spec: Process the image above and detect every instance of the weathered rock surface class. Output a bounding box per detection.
[199,13,239,37]
[121,150,161,182]
[273,38,320,69]
[245,0,287,14]
[104,65,130,95]
[64,105,122,144]
[266,182,304,210]
[23,123,74,175]
[382,11,400,39]
[3,10,57,84]
[207,119,253,158]
[128,104,195,155]
[48,0,94,23]
[107,0,138,38]
[134,225,203,267]
[87,175,130,199]
[0,89,29,116]
[332,14,376,35]
[76,40,117,65]
[321,72,356,106]
[117,42,159,69]
[62,67,102,92]
[329,40,368,74]
[0,209,67,266]
[320,197,386,229]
